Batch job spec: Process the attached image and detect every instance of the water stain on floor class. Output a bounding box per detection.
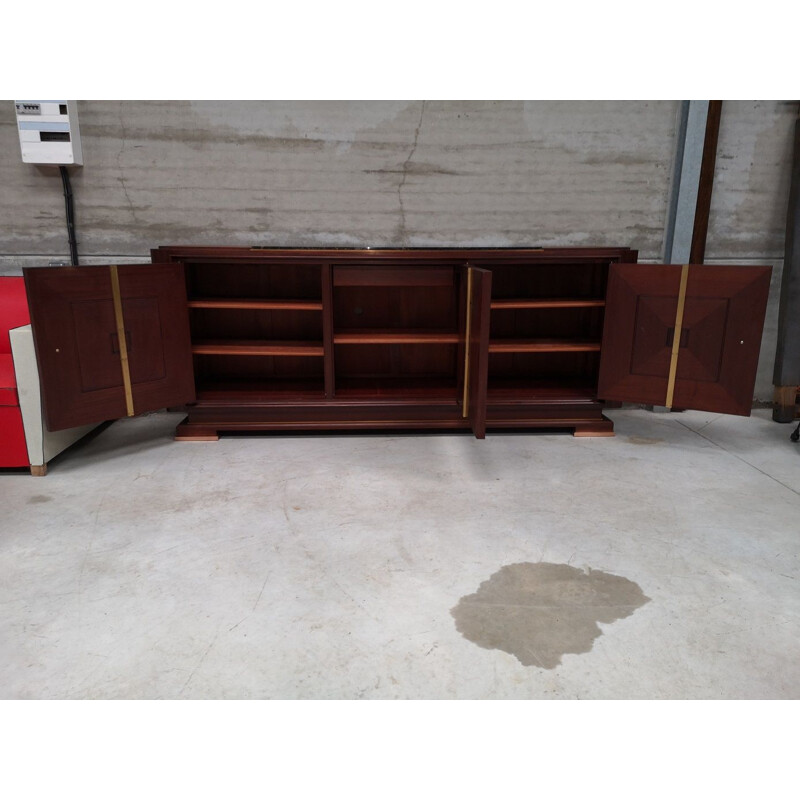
[451,562,650,669]
[27,495,52,504]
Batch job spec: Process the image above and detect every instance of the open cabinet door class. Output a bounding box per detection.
[597,263,772,416]
[462,265,492,438]
[24,263,195,431]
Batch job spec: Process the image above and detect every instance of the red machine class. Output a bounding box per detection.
[0,278,31,467]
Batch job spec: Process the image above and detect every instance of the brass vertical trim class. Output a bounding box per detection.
[109,265,135,417]
[665,264,690,409]
[462,267,474,418]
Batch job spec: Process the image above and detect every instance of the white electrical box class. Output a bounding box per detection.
[14,101,83,165]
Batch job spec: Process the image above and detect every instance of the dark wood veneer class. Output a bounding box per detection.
[597,263,772,415]
[151,246,638,439]
[24,263,195,431]
[24,246,770,442]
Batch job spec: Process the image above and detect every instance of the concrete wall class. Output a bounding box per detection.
[0,100,796,401]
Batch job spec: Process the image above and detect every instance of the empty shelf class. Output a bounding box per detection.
[188,298,323,311]
[334,330,459,345]
[491,298,605,309]
[488,339,601,354]
[196,380,326,403]
[334,377,458,401]
[193,340,325,356]
[486,379,598,404]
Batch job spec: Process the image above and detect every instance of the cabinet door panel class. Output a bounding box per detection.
[118,264,195,417]
[24,264,195,431]
[598,264,771,416]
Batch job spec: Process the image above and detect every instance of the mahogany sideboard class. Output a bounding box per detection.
[22,247,772,441]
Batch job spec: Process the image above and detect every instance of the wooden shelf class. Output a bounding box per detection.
[334,329,459,345]
[193,340,324,356]
[487,379,598,404]
[488,339,601,354]
[491,298,605,310]
[196,380,325,403]
[188,298,323,311]
[335,377,458,401]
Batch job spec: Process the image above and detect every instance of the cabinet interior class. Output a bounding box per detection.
[149,246,639,438]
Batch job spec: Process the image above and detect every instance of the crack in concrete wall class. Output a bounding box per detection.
[116,102,140,228]
[395,101,426,245]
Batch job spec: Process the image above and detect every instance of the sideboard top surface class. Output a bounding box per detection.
[151,246,639,264]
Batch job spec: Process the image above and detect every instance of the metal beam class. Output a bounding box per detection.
[690,100,723,264]
[772,114,800,422]
[663,101,710,264]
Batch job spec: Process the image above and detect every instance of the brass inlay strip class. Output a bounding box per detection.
[665,264,689,409]
[110,265,135,417]
[462,267,474,418]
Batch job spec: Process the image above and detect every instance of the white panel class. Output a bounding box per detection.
[9,325,98,467]
[14,100,82,166]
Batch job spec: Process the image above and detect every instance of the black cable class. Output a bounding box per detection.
[59,166,79,266]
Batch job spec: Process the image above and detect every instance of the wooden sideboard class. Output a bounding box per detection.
[23,247,772,442]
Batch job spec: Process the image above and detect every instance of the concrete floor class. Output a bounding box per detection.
[1,408,798,699]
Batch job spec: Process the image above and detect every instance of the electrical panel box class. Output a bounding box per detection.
[14,101,83,165]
